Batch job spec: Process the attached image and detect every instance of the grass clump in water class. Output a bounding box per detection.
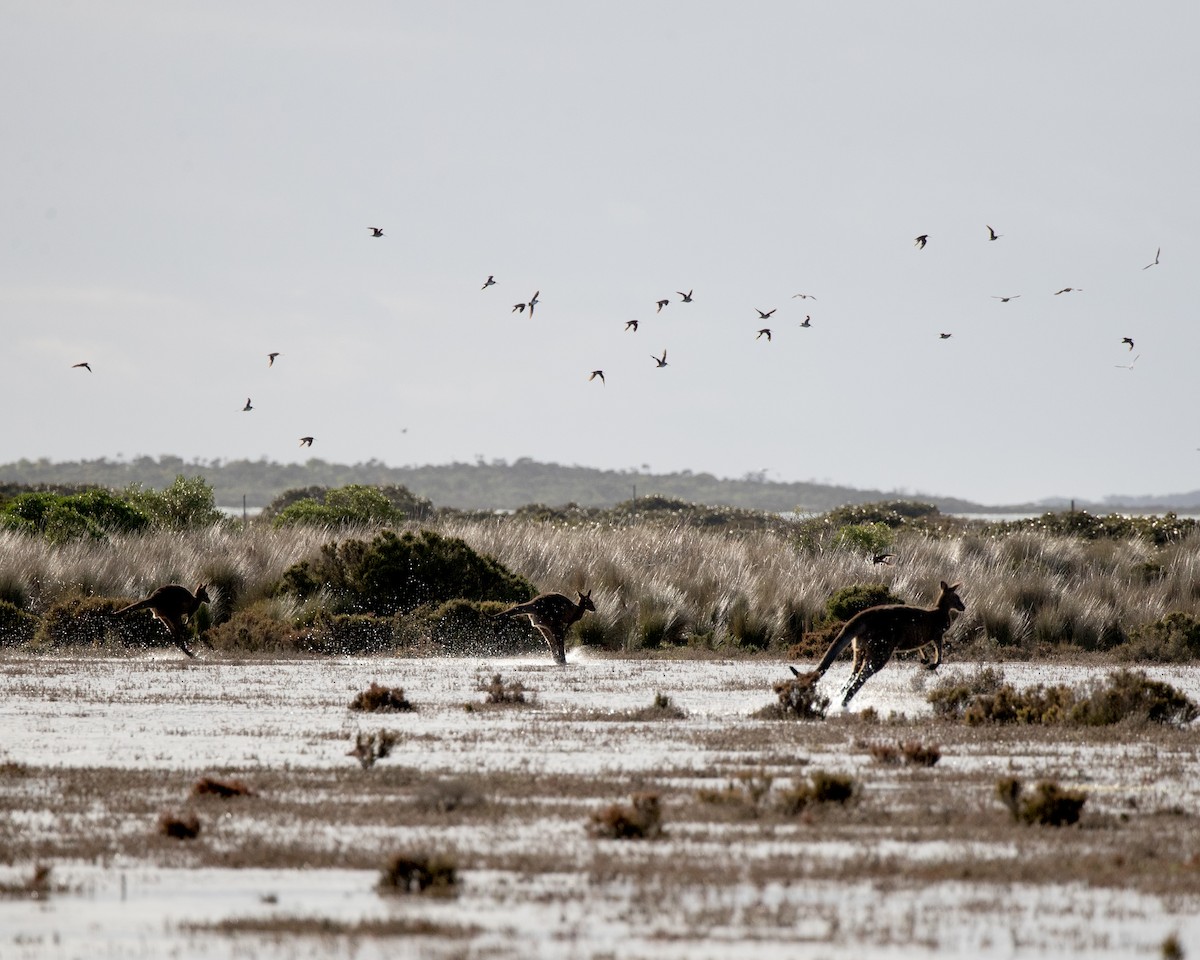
[348,682,414,713]
[191,776,254,798]
[756,676,829,721]
[347,730,400,769]
[588,792,663,840]
[996,777,1087,826]
[158,811,201,840]
[777,770,857,815]
[377,851,458,896]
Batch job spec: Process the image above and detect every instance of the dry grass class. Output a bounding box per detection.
[348,682,413,713]
[191,776,254,798]
[376,851,458,896]
[158,811,201,839]
[3,516,1200,661]
[588,792,664,840]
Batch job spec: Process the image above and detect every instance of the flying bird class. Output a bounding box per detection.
[527,291,540,318]
[1121,337,1135,351]
[872,553,895,566]
[588,370,605,385]
[755,308,775,320]
[1115,355,1140,371]
[792,293,817,300]
[72,362,91,372]
[986,225,1001,241]
[481,275,496,289]
[991,295,1021,302]
[799,315,812,328]
[677,290,693,302]
[243,398,253,411]
[512,303,526,314]
[914,234,928,249]
[756,328,772,341]
[368,227,384,237]
[1054,287,1081,295]
[267,352,280,367]
[652,350,668,368]
[299,436,314,446]
[625,319,639,332]
[1143,247,1161,270]
[939,332,952,339]
[656,299,669,312]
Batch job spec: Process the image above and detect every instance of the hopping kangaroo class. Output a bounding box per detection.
[495,590,595,665]
[792,580,965,707]
[116,583,211,659]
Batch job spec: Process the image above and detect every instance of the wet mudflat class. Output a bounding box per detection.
[1,652,1198,959]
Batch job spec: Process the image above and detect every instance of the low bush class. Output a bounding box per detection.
[696,771,774,818]
[377,852,457,896]
[425,599,542,656]
[349,682,414,713]
[588,792,664,840]
[191,777,255,798]
[756,676,829,721]
[996,777,1086,826]
[348,729,400,769]
[158,811,201,839]
[203,605,307,654]
[34,595,173,651]
[1119,612,1200,663]
[476,673,532,706]
[308,613,396,655]
[926,666,1007,719]
[824,583,905,624]
[0,600,38,647]
[937,670,1197,727]
[778,770,857,815]
[868,741,941,767]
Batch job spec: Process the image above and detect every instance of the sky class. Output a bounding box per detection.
[2,2,1197,506]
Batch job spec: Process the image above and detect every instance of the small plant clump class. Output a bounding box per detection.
[868,741,941,767]
[1160,932,1185,960]
[626,691,688,720]
[376,852,458,896]
[758,676,829,721]
[348,729,400,769]
[158,811,201,840]
[696,770,774,818]
[0,864,55,900]
[477,673,532,706]
[191,776,255,798]
[996,777,1087,827]
[349,682,414,713]
[777,770,857,815]
[588,792,664,840]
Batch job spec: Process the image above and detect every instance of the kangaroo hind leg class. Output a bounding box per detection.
[535,625,566,665]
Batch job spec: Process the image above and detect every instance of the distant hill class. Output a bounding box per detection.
[1,455,1195,514]
[0,455,996,513]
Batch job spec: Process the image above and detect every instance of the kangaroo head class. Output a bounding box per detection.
[939,581,965,612]
[195,584,211,604]
[578,590,596,612]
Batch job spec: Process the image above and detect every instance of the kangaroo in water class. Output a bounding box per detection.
[116,584,211,658]
[495,590,595,665]
[791,580,965,708]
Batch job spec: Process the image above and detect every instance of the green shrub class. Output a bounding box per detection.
[279,529,533,616]
[0,601,38,647]
[1,490,150,542]
[835,522,893,556]
[125,476,223,529]
[1069,669,1198,726]
[273,484,404,528]
[1120,612,1200,663]
[824,583,904,624]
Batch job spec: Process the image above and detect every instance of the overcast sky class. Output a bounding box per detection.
[2,2,1197,505]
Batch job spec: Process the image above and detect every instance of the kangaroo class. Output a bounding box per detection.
[116,584,211,658]
[495,590,595,665]
[791,580,965,708]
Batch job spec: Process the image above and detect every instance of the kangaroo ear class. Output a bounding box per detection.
[940,581,950,591]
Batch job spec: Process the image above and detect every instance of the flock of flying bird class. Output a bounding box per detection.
[462,225,1161,384]
[66,223,1160,429]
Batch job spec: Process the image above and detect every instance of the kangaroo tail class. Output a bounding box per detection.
[114,598,150,615]
[807,622,860,678]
